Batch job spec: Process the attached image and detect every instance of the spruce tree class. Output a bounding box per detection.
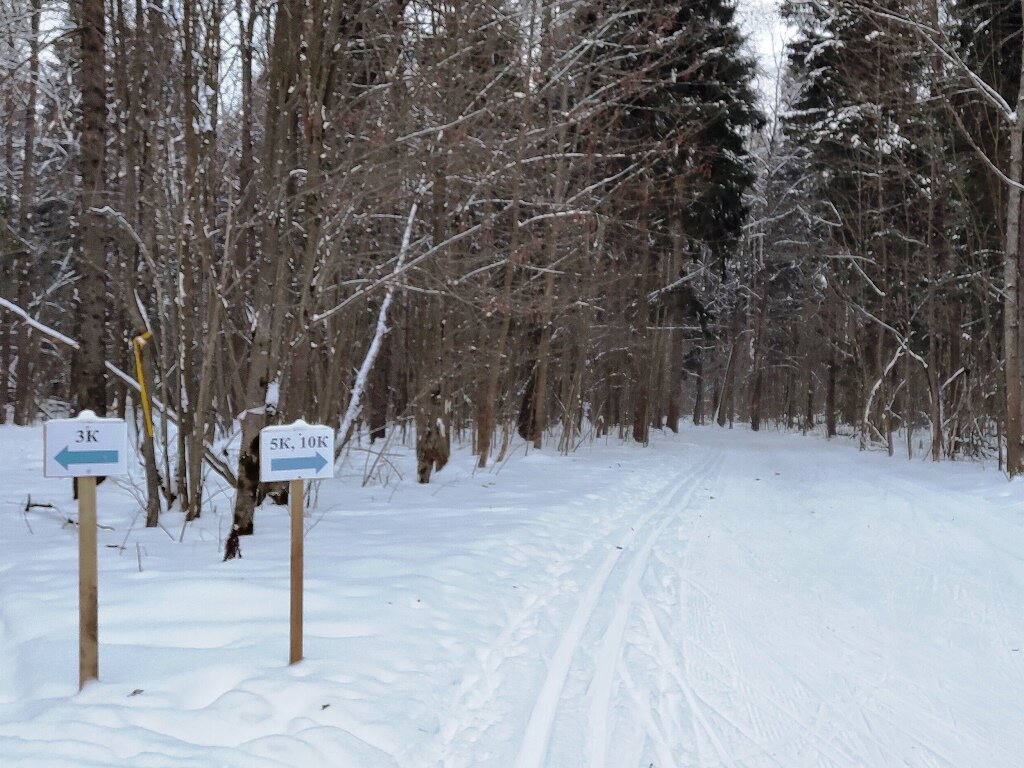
[671,1,763,272]
[579,0,762,437]
[953,0,1022,252]
[584,0,763,265]
[781,0,936,446]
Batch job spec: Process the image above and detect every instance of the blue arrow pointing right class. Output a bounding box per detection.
[270,453,328,473]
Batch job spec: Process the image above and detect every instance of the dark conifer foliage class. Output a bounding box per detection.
[762,0,1019,463]
[672,1,763,270]
[953,0,1022,250]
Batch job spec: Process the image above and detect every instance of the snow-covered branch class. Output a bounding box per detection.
[334,193,421,463]
[0,297,80,349]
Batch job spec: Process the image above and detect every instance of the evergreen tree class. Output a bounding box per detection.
[580,0,763,264]
[671,1,763,271]
[570,0,762,438]
[781,0,942,447]
[953,0,1022,252]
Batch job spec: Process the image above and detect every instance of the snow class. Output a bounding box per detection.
[265,380,280,413]
[1,422,1023,767]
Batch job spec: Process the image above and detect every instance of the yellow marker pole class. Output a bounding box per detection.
[132,331,154,438]
[290,479,304,664]
[79,476,99,689]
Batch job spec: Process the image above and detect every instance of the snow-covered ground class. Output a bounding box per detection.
[1,423,1022,767]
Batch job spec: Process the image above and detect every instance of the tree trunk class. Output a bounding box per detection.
[749,280,768,432]
[1003,104,1024,475]
[804,364,814,434]
[716,334,740,428]
[1,20,14,423]
[477,217,516,467]
[72,0,108,416]
[666,328,683,432]
[825,356,837,438]
[692,349,705,426]
[12,0,40,425]
[231,6,300,537]
[416,385,449,484]
[367,332,389,443]
[136,338,162,528]
[998,4,1024,475]
[0,310,8,423]
[631,213,652,445]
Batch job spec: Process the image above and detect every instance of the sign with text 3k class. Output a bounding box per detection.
[259,421,335,482]
[44,410,129,478]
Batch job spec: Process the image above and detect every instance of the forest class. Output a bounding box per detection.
[1,0,1022,539]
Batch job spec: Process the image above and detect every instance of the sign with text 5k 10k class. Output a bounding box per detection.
[44,410,129,478]
[259,421,335,483]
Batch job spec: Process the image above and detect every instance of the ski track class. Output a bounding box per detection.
[618,662,681,768]
[619,466,739,768]
[514,450,724,768]
[637,469,815,768]
[420,454,711,768]
[584,452,727,768]
[426,435,1020,768]
[666,442,1013,768]
[677,567,929,768]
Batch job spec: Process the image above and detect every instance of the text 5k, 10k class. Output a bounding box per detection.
[269,436,330,450]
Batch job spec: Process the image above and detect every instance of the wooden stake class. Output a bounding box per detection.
[78,475,98,689]
[289,478,303,664]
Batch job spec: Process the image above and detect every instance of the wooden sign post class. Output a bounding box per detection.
[290,478,303,664]
[259,420,335,664]
[43,410,129,689]
[78,475,98,689]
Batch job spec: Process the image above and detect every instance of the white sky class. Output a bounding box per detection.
[736,0,794,112]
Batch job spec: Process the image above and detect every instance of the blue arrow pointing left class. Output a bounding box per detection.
[56,446,119,469]
[270,453,328,473]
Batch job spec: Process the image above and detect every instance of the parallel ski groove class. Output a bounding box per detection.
[513,450,723,768]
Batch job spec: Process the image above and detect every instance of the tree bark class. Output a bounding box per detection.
[716,333,740,428]
[825,356,837,438]
[1002,82,1024,476]
[666,328,683,432]
[749,279,768,432]
[1,17,14,423]
[13,0,40,425]
[72,0,108,416]
[231,6,301,536]
[991,0,1024,475]
[692,349,705,426]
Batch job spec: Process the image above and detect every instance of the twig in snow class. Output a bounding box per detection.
[117,506,145,553]
[24,495,56,512]
[361,430,404,487]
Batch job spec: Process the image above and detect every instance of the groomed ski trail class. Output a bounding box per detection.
[514,449,726,768]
